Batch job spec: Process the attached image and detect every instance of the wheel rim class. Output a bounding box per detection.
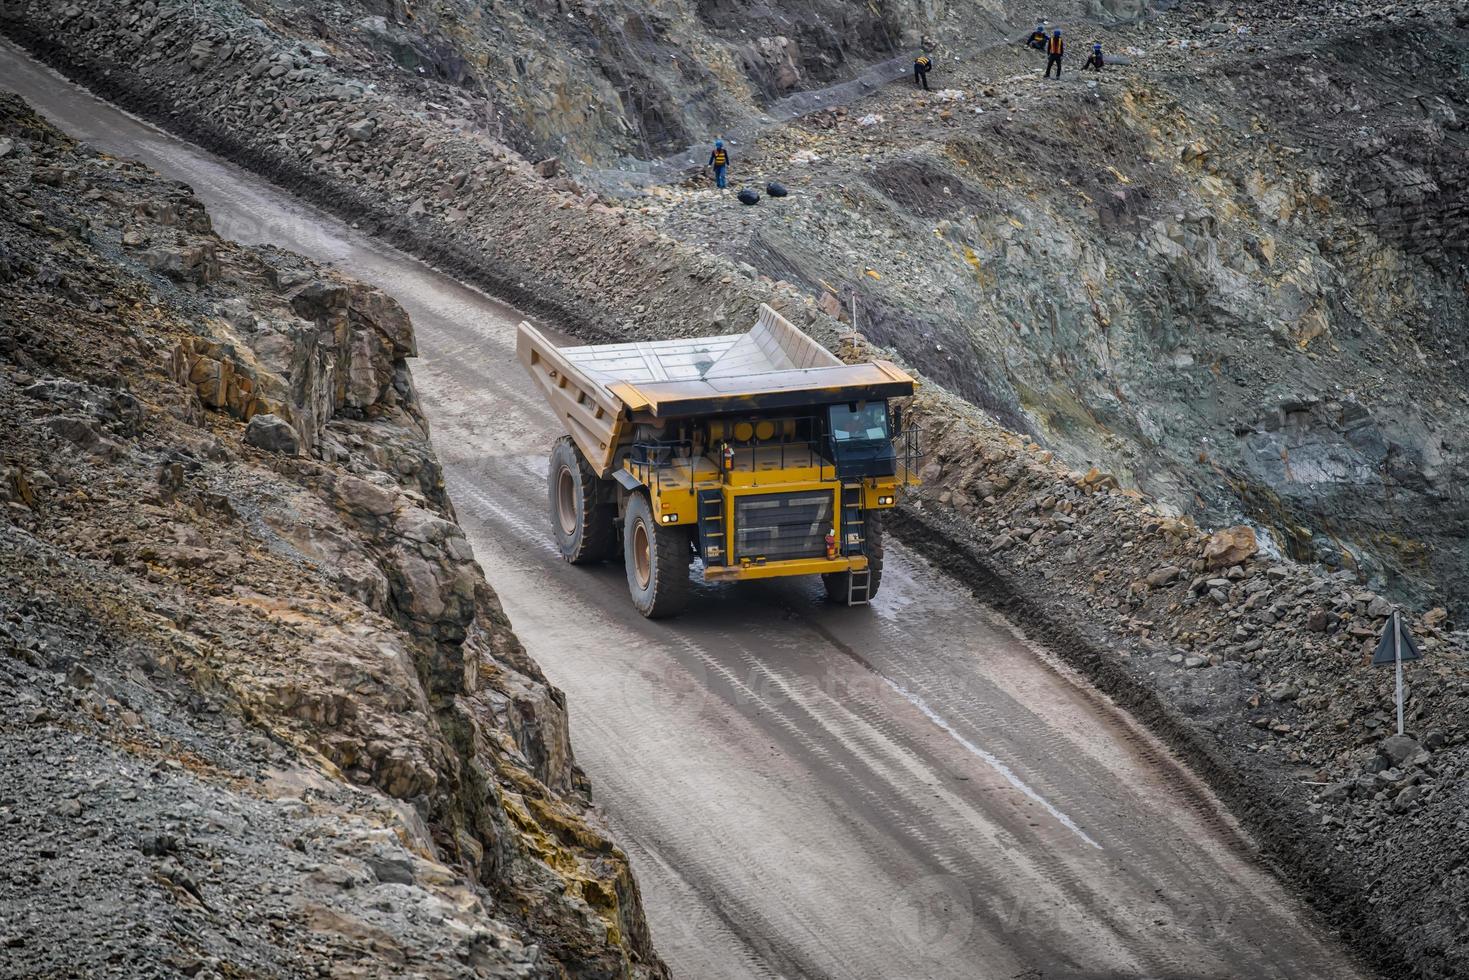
[556,465,578,536]
[633,519,652,589]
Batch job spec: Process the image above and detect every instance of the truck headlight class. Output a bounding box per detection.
[661,514,678,524]
[878,495,894,505]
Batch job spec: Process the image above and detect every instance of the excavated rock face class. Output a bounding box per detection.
[1217,32,1469,270]
[0,93,663,978]
[266,0,921,163]
[43,0,1113,167]
[640,10,1469,618]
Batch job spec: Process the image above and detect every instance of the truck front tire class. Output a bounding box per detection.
[548,436,616,564]
[624,492,691,618]
[823,511,884,604]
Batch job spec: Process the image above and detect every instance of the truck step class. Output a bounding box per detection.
[698,488,727,565]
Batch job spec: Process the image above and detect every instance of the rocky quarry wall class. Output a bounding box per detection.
[640,8,1469,622]
[2,0,1468,977]
[0,93,663,978]
[196,0,1040,167]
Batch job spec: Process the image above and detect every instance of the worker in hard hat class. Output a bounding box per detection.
[708,139,730,189]
[1025,21,1048,51]
[1084,41,1105,71]
[1044,29,1065,78]
[914,51,933,90]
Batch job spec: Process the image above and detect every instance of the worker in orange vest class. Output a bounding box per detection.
[914,51,933,90]
[708,140,730,189]
[1044,29,1065,79]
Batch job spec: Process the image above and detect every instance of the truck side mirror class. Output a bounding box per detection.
[891,406,904,436]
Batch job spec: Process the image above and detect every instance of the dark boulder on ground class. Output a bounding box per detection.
[242,413,300,455]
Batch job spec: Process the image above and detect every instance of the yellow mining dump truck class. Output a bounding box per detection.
[517,305,919,618]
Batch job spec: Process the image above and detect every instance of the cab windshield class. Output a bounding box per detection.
[829,402,889,443]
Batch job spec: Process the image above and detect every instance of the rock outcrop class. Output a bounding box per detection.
[0,92,663,978]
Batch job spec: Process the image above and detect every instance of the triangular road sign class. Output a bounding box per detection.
[1372,614,1422,666]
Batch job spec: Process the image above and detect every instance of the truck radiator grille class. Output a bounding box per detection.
[734,491,833,562]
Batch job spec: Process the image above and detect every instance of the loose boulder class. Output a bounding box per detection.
[243,413,300,455]
[1146,565,1183,589]
[344,118,377,141]
[737,188,761,206]
[766,181,789,198]
[142,242,219,286]
[1378,734,1421,768]
[817,291,844,320]
[1202,525,1257,570]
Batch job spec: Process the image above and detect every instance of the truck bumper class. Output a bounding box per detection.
[701,555,869,583]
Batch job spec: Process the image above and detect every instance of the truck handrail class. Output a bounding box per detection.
[629,437,697,501]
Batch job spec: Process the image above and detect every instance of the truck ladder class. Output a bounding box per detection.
[840,484,871,605]
[840,483,865,555]
[698,488,726,565]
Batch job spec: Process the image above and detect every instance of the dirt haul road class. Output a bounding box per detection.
[0,42,1366,980]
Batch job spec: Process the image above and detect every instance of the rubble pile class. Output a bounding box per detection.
[907,385,1468,976]
[0,93,663,978]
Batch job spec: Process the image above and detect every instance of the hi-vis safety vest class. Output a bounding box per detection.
[916,55,931,70]
[711,148,728,166]
[1048,36,1064,55]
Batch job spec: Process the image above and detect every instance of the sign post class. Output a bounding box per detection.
[1393,611,1404,736]
[1372,609,1423,735]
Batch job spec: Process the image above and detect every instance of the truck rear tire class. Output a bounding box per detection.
[548,436,616,564]
[624,492,691,618]
[823,511,884,604]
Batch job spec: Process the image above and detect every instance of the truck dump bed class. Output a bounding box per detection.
[518,304,915,476]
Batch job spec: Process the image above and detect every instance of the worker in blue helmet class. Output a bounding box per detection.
[1044,29,1065,78]
[1025,20,1048,51]
[708,139,730,189]
[1084,40,1104,71]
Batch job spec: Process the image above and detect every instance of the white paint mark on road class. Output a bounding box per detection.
[884,677,1104,851]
